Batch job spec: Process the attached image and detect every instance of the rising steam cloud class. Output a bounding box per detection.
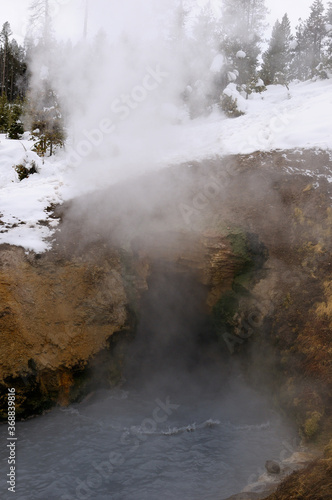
[28,0,221,191]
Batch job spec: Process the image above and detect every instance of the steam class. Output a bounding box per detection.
[26,0,221,191]
[25,6,301,480]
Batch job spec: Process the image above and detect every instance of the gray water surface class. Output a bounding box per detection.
[0,381,295,500]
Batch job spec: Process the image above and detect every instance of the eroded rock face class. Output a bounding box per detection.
[0,245,128,381]
[0,149,331,431]
[0,245,136,417]
[0,230,246,418]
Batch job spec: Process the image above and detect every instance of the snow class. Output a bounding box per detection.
[236,50,246,59]
[1,78,332,252]
[227,71,237,82]
[222,83,248,113]
[210,54,225,73]
[0,136,66,252]
[39,65,49,80]
[164,79,332,162]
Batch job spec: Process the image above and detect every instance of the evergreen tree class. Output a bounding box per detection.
[172,3,220,117]
[327,1,332,23]
[29,0,53,48]
[291,0,326,80]
[290,20,308,80]
[0,23,27,101]
[0,22,12,97]
[260,14,293,87]
[188,5,220,114]
[322,2,332,73]
[25,82,65,157]
[8,99,24,139]
[0,93,9,132]
[8,39,28,100]
[305,0,326,75]
[25,0,65,155]
[219,0,268,95]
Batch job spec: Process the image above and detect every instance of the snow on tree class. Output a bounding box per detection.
[220,83,247,117]
[236,50,246,59]
[219,0,268,90]
[25,82,65,156]
[210,54,225,74]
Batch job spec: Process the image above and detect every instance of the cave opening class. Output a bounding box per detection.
[122,262,234,400]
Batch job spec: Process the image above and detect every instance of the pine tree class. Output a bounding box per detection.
[8,98,24,139]
[173,3,220,117]
[189,5,220,114]
[0,23,28,102]
[322,2,332,73]
[305,0,326,76]
[25,82,65,156]
[29,0,53,48]
[290,20,308,80]
[0,22,12,97]
[327,1,332,23]
[260,14,293,87]
[291,0,326,80]
[219,0,268,94]
[0,93,9,132]
[25,0,65,155]
[8,39,28,100]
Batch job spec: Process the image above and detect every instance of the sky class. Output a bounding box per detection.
[0,0,323,44]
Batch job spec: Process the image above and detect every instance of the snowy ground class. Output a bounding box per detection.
[165,78,332,162]
[1,79,332,252]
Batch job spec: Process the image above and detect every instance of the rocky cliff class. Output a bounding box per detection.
[0,149,331,459]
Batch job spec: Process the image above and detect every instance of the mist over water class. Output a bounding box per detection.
[0,264,296,500]
[0,383,294,500]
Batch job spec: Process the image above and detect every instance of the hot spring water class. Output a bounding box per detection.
[1,271,296,499]
[0,380,295,500]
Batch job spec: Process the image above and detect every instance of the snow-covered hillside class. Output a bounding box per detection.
[1,79,332,252]
[166,79,332,162]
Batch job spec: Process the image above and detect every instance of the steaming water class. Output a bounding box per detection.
[0,382,295,500]
[1,270,296,499]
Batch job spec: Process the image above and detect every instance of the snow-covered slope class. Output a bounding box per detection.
[164,79,332,163]
[0,136,67,252]
[0,79,332,252]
